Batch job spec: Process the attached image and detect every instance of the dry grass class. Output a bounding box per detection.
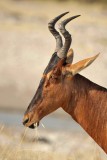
[0,124,106,160]
[0,143,103,160]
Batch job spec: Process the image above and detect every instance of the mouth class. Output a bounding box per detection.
[23,118,39,129]
[28,122,39,129]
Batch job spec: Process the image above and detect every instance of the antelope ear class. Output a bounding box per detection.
[66,48,74,64]
[66,53,100,76]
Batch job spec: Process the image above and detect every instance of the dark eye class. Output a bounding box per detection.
[51,74,58,79]
[49,74,59,84]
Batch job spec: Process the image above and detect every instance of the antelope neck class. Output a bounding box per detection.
[63,74,107,153]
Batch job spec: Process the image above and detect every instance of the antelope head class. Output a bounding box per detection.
[23,12,99,129]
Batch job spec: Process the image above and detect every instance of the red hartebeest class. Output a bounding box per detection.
[23,12,107,153]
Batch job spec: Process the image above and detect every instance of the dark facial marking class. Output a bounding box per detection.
[25,77,45,113]
[43,52,60,74]
[26,53,60,113]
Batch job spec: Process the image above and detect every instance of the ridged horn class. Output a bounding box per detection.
[48,12,69,53]
[57,15,81,59]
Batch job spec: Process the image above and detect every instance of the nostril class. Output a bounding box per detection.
[23,116,29,125]
[23,118,29,125]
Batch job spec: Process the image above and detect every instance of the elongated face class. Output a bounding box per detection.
[23,53,64,128]
[23,12,76,128]
[23,58,68,128]
[23,12,99,129]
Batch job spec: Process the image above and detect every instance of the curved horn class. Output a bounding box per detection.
[48,12,69,53]
[57,15,81,59]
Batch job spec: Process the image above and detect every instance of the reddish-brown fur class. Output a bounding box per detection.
[23,68,107,153]
[23,12,107,154]
[62,74,107,153]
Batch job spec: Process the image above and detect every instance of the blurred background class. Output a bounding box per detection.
[0,0,107,159]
